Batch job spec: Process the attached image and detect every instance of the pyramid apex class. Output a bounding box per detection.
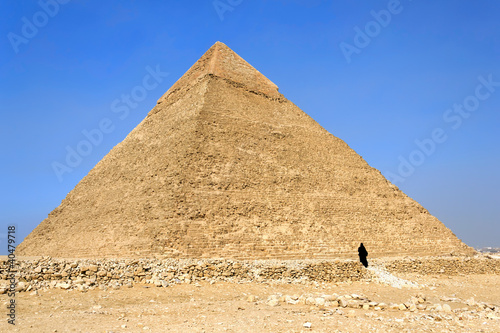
[209,41,231,51]
[157,42,281,104]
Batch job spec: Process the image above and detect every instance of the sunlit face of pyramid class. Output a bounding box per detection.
[17,42,474,259]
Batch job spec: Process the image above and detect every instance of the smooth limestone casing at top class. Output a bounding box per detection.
[17,42,475,259]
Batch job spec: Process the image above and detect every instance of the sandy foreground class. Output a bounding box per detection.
[1,272,499,332]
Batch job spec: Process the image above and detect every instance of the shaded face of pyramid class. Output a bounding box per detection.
[17,42,474,259]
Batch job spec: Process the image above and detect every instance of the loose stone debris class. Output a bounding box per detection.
[2,256,499,294]
[1,258,366,293]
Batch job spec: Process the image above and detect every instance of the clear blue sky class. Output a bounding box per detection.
[1,0,499,253]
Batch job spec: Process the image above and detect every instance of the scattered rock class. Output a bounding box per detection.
[267,299,279,307]
[315,297,325,306]
[57,283,71,290]
[339,298,348,308]
[346,310,356,318]
[442,304,452,313]
[417,304,426,310]
[306,297,316,305]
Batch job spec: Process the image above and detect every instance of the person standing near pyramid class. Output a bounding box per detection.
[358,243,368,268]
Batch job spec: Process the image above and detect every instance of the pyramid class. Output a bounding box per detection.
[17,42,474,259]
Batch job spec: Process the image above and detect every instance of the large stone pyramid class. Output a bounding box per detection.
[18,42,474,259]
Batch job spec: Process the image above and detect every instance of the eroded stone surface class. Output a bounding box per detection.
[16,42,475,259]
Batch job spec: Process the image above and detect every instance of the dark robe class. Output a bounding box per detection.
[358,243,368,268]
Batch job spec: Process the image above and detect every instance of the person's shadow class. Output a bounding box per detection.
[358,243,368,268]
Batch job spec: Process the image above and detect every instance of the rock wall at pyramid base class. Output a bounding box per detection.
[6,257,500,294]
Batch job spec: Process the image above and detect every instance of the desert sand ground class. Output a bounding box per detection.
[1,272,499,332]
